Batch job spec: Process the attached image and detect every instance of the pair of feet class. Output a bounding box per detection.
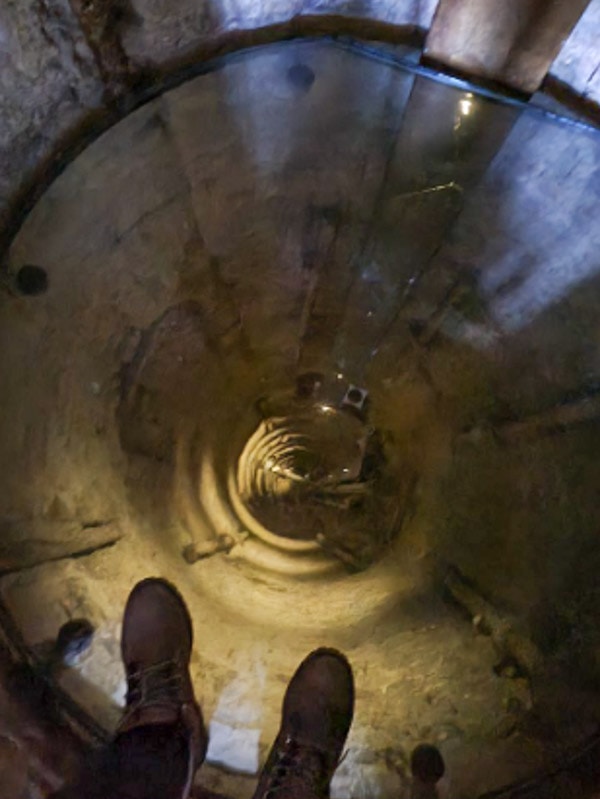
[118,578,354,799]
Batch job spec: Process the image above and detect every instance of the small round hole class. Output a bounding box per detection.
[287,64,316,92]
[16,265,48,296]
[410,744,445,784]
[347,388,363,404]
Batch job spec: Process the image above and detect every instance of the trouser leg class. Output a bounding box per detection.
[51,722,192,799]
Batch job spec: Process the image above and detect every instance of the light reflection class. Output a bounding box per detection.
[459,94,474,116]
[454,92,474,131]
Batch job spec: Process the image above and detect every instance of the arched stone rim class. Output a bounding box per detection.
[1,15,598,267]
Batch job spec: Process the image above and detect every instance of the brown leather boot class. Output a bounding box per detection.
[118,578,208,782]
[253,648,354,799]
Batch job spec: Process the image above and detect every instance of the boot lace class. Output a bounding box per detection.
[263,737,331,799]
[126,659,184,709]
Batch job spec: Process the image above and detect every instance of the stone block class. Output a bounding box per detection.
[0,0,104,229]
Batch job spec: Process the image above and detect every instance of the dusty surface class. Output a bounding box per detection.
[1,40,600,799]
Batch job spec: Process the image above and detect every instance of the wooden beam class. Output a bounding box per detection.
[444,565,542,676]
[0,520,123,575]
[460,391,600,443]
[424,0,592,95]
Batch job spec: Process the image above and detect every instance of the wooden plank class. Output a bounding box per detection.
[0,520,122,575]
[425,0,592,94]
[444,565,542,676]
